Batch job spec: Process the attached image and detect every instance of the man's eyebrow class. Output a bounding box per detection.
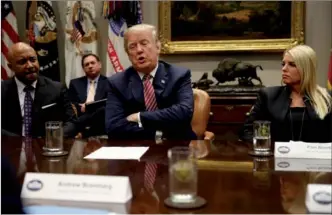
[16,57,26,61]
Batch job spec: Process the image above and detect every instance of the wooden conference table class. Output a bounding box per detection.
[2,136,331,214]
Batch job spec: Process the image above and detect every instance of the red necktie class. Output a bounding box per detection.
[144,162,158,190]
[143,74,157,111]
[142,75,159,187]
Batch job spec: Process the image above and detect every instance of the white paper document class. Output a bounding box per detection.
[84,147,149,160]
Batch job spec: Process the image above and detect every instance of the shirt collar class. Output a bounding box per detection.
[88,74,100,83]
[15,77,37,94]
[137,63,159,80]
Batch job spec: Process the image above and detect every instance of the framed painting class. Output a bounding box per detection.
[158,1,305,54]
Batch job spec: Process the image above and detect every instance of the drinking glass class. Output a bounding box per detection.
[168,147,197,203]
[253,121,271,154]
[44,121,63,154]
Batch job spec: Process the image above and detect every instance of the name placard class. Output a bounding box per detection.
[21,173,132,204]
[275,158,332,172]
[306,184,332,214]
[274,141,332,159]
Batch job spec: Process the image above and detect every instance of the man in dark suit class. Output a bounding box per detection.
[105,24,196,140]
[68,54,109,137]
[1,42,79,138]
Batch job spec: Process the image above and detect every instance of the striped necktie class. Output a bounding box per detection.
[143,74,157,111]
[144,162,158,190]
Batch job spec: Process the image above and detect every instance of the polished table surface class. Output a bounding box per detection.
[2,136,332,214]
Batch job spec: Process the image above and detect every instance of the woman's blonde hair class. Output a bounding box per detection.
[284,45,332,119]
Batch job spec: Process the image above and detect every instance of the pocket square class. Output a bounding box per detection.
[41,103,56,109]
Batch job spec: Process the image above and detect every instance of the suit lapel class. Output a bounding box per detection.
[33,76,48,114]
[80,76,88,102]
[153,62,168,102]
[272,87,291,121]
[304,96,319,120]
[95,75,106,101]
[8,79,23,120]
[129,68,144,106]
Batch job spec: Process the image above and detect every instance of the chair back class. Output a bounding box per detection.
[191,89,211,139]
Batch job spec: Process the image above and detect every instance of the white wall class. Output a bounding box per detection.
[12,1,332,87]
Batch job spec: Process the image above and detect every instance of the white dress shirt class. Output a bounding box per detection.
[15,77,37,136]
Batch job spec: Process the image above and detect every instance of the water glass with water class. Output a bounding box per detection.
[253,121,271,154]
[168,147,197,203]
[45,121,63,154]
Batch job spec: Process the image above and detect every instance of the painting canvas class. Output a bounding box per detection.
[159,1,305,54]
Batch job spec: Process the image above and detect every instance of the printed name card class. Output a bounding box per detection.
[275,158,332,172]
[21,173,132,204]
[306,184,332,214]
[274,141,332,159]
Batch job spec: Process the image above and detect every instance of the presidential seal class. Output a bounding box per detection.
[25,1,60,81]
[26,1,57,45]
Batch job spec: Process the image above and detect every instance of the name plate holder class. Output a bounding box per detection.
[306,184,332,214]
[274,141,332,159]
[21,173,132,213]
[275,158,332,172]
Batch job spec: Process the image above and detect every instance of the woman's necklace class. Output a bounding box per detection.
[289,108,305,141]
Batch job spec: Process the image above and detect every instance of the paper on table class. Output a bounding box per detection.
[84,147,149,160]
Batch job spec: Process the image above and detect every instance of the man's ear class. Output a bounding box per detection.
[156,41,161,54]
[7,63,12,70]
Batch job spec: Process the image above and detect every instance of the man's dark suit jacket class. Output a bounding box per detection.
[68,75,109,137]
[1,76,78,138]
[241,86,332,143]
[105,61,196,140]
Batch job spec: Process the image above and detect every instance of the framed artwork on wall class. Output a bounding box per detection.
[158,1,305,54]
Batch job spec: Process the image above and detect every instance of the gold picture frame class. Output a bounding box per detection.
[158,1,305,54]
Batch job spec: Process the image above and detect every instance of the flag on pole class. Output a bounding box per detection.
[71,20,85,43]
[1,1,19,80]
[328,49,332,90]
[65,1,98,87]
[103,1,143,77]
[26,1,60,81]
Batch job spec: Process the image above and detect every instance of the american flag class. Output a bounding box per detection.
[1,1,19,80]
[70,20,85,43]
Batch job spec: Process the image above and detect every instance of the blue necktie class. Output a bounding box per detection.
[23,85,34,137]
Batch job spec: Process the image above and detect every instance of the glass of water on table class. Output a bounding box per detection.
[164,147,206,209]
[43,121,68,156]
[252,121,272,156]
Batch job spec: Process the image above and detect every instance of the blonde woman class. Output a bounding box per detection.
[243,45,332,143]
